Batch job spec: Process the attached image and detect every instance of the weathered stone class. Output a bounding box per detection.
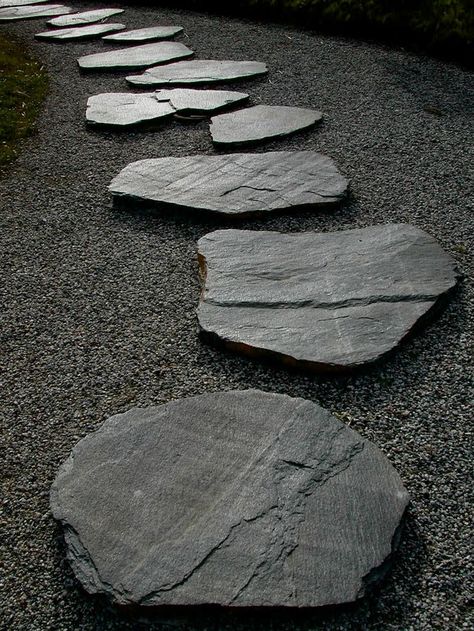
[109,151,348,217]
[0,4,71,19]
[211,105,322,146]
[126,59,268,86]
[78,42,193,71]
[198,225,459,370]
[47,7,123,27]
[35,23,126,41]
[102,25,184,43]
[51,389,409,608]
[0,0,50,8]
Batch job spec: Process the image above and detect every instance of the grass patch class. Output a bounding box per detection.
[0,34,48,167]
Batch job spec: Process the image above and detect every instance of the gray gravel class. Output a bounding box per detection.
[0,2,473,630]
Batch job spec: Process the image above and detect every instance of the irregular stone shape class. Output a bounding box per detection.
[126,59,268,86]
[35,23,126,41]
[210,105,322,146]
[198,225,460,370]
[78,42,193,71]
[103,25,184,43]
[47,7,123,27]
[0,0,50,8]
[109,151,348,217]
[0,4,71,19]
[51,389,409,608]
[87,89,249,127]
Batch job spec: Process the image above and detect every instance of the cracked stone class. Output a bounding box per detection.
[47,7,124,27]
[50,389,409,608]
[210,105,322,146]
[0,4,71,20]
[35,23,126,41]
[198,224,460,370]
[109,151,347,217]
[126,59,268,86]
[78,41,194,71]
[102,25,184,43]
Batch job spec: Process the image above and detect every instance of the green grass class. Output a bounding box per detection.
[0,35,48,167]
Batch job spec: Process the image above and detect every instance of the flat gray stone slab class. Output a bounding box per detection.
[103,25,184,43]
[35,22,126,41]
[211,105,322,146]
[51,389,409,608]
[87,89,249,127]
[78,42,193,71]
[0,0,50,7]
[126,59,268,86]
[198,225,459,370]
[109,151,348,217]
[0,4,71,19]
[47,7,123,27]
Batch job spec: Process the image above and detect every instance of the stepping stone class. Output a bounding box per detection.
[35,23,126,41]
[78,42,193,71]
[0,0,50,7]
[126,59,268,86]
[211,105,322,146]
[109,151,348,217]
[103,25,184,43]
[86,89,249,127]
[198,225,459,370]
[0,4,71,19]
[47,7,123,27]
[50,389,409,608]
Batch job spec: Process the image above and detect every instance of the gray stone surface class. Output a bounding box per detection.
[0,3,70,19]
[102,25,184,42]
[47,7,123,27]
[198,225,460,370]
[126,59,268,86]
[78,41,193,71]
[0,0,50,7]
[51,389,409,608]
[109,151,348,217]
[35,22,126,41]
[211,105,322,146]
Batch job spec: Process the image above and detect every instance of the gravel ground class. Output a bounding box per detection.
[1,2,473,630]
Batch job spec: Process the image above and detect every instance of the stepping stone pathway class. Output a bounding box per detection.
[102,25,184,43]
[35,22,126,41]
[50,389,409,608]
[109,151,348,217]
[0,3,70,19]
[86,88,249,127]
[197,224,459,370]
[211,105,322,146]
[78,41,194,71]
[47,7,123,27]
[126,59,268,86]
[0,0,50,7]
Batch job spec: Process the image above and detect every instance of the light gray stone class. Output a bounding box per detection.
[109,151,348,217]
[51,389,409,608]
[0,4,71,19]
[0,0,50,8]
[47,7,123,27]
[126,59,268,86]
[102,25,184,43]
[198,225,460,370]
[78,42,193,71]
[35,22,125,41]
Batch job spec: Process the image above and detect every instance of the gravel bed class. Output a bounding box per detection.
[0,2,473,630]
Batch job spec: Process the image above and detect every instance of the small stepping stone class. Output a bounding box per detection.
[86,89,249,127]
[50,389,409,608]
[0,0,50,8]
[198,224,459,370]
[47,7,123,27]
[78,42,193,71]
[126,59,268,86]
[0,4,71,19]
[103,25,184,43]
[109,151,348,217]
[35,22,126,41]
[211,105,322,146]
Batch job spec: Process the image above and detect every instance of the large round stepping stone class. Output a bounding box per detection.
[198,225,459,370]
[86,89,249,127]
[103,25,184,43]
[109,151,348,217]
[126,59,268,86]
[50,389,409,608]
[78,42,193,71]
[0,4,71,19]
[47,7,123,27]
[211,105,322,146]
[0,0,50,8]
[35,23,126,41]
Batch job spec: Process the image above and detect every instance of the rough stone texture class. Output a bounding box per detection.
[0,0,50,7]
[35,22,126,41]
[126,59,268,86]
[47,7,123,27]
[109,151,348,217]
[211,105,322,146]
[78,41,193,71]
[102,25,184,43]
[51,389,409,608]
[0,3,70,19]
[198,225,460,370]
